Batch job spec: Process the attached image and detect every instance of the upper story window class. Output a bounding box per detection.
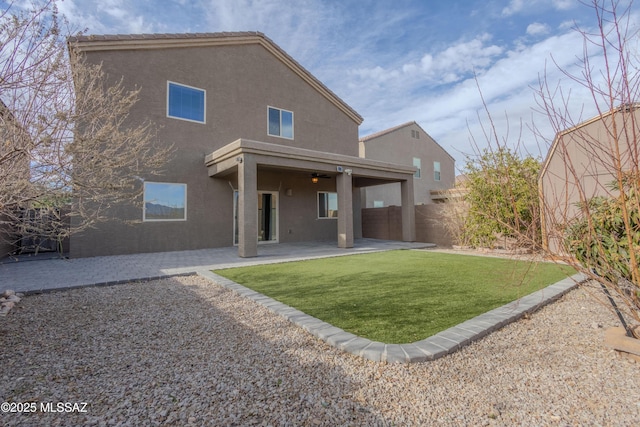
[318,191,338,219]
[434,161,441,181]
[167,81,206,123]
[411,129,420,139]
[413,157,421,178]
[268,106,294,139]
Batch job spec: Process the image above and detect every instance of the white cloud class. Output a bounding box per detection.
[429,35,503,76]
[552,0,575,10]
[526,22,550,36]
[502,0,526,17]
[349,34,503,91]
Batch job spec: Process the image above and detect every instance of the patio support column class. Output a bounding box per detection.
[401,178,416,242]
[336,172,354,248]
[238,154,258,257]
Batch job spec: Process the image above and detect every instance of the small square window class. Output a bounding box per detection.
[167,81,205,123]
[318,192,338,219]
[268,106,294,139]
[144,182,187,221]
[413,157,421,178]
[411,129,420,139]
[434,161,441,181]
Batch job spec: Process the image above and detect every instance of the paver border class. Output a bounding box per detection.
[198,270,586,364]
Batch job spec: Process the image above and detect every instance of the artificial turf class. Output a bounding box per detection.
[214,250,574,343]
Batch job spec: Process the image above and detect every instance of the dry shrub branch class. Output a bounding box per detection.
[0,0,171,255]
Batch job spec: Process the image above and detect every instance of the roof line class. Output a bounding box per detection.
[359,121,417,142]
[68,32,363,125]
[538,103,640,182]
[360,121,455,162]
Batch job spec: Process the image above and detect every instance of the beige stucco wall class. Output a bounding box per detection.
[540,108,640,254]
[70,41,360,257]
[361,204,453,247]
[360,123,455,207]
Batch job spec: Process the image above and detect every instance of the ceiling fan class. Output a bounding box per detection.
[311,172,331,183]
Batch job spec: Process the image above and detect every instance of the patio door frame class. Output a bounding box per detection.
[258,191,279,244]
[233,190,279,245]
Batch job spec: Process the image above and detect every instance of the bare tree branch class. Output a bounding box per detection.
[0,0,172,256]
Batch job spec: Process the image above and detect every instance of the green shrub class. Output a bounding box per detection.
[463,147,541,249]
[565,184,640,287]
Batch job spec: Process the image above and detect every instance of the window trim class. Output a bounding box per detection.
[434,161,441,182]
[143,182,187,222]
[267,106,294,140]
[413,157,422,179]
[167,81,206,124]
[317,191,338,219]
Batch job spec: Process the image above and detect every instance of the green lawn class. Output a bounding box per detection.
[214,250,575,343]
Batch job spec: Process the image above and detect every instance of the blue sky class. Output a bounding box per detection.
[11,0,639,169]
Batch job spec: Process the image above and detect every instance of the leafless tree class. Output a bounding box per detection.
[484,0,640,338]
[0,0,171,256]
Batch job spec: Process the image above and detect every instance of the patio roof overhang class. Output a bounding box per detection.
[204,139,416,185]
[204,139,416,258]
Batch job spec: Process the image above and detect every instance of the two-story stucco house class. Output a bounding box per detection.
[67,32,417,258]
[359,121,455,207]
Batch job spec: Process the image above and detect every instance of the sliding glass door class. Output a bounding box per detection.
[233,191,279,245]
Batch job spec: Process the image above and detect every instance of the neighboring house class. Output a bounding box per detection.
[539,104,640,254]
[67,32,417,258]
[359,121,455,207]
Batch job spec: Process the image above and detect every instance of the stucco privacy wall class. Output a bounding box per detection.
[68,33,414,258]
[362,205,453,247]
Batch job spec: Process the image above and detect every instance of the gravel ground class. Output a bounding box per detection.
[1,275,639,426]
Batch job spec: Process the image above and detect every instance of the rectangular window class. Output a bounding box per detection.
[144,182,187,221]
[318,192,338,219]
[434,161,441,181]
[413,157,421,178]
[373,200,384,208]
[268,106,294,139]
[411,129,420,139]
[167,81,205,123]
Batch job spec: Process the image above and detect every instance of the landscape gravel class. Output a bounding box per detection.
[1,274,639,426]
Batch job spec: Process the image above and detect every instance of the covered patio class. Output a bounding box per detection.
[205,139,417,257]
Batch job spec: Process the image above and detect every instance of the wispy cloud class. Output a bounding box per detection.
[526,22,551,36]
[55,0,154,34]
[198,0,337,65]
[502,0,526,16]
[502,0,579,17]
